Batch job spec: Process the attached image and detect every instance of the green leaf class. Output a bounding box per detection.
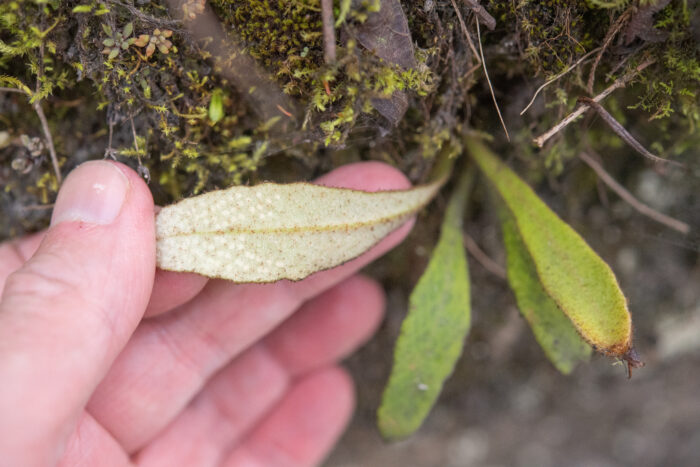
[335,0,352,27]
[94,5,110,16]
[499,205,591,374]
[101,23,112,37]
[122,22,133,38]
[72,5,93,13]
[209,89,224,123]
[465,136,635,361]
[156,175,446,283]
[378,167,473,440]
[107,48,119,60]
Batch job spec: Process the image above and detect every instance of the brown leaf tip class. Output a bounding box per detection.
[622,347,644,379]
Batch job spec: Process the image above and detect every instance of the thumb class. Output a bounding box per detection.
[0,161,155,466]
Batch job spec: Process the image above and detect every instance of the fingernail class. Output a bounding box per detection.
[51,161,129,226]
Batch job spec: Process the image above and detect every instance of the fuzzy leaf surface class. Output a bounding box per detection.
[466,137,632,357]
[378,168,472,440]
[155,180,442,282]
[500,206,592,374]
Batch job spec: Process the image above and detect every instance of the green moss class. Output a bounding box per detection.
[1,0,698,240]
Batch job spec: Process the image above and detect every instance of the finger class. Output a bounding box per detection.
[0,233,204,318]
[0,161,155,465]
[87,161,410,451]
[0,231,45,293]
[144,270,208,317]
[222,367,354,467]
[264,274,385,375]
[135,275,383,466]
[58,413,131,467]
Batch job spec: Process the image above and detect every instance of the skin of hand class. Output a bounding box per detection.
[0,160,414,467]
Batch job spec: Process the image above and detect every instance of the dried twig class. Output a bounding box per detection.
[450,0,479,62]
[463,233,506,279]
[130,117,151,183]
[104,114,117,159]
[106,0,182,28]
[578,97,684,168]
[520,47,601,116]
[462,0,496,31]
[533,57,655,148]
[2,82,62,185]
[586,9,631,95]
[33,102,62,185]
[30,41,63,185]
[21,203,55,211]
[578,151,690,234]
[607,44,645,78]
[0,87,27,95]
[320,0,336,63]
[476,19,509,141]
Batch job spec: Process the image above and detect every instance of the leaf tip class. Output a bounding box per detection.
[622,347,644,379]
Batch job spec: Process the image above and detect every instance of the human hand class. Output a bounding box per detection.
[0,160,413,467]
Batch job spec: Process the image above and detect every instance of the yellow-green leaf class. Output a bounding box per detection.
[208,89,224,123]
[335,0,352,26]
[465,136,637,364]
[500,205,592,374]
[71,4,93,13]
[156,178,444,283]
[377,168,473,440]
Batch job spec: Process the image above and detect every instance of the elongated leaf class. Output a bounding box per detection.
[155,179,443,283]
[208,89,224,123]
[378,168,473,440]
[500,205,591,374]
[465,137,636,363]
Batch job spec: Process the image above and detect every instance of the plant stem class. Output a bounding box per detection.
[578,151,689,234]
[533,58,656,148]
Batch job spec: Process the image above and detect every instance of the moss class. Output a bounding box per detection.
[1,0,699,239]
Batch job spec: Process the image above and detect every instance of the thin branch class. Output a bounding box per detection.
[462,0,496,30]
[0,87,28,95]
[463,233,507,279]
[451,0,479,62]
[533,57,655,148]
[104,115,117,159]
[106,0,182,28]
[129,117,152,184]
[608,44,645,78]
[32,40,62,185]
[578,97,684,168]
[320,0,336,63]
[21,203,55,211]
[33,102,62,185]
[130,116,150,183]
[578,151,690,234]
[1,47,63,186]
[130,117,140,155]
[586,9,631,95]
[476,19,509,141]
[520,46,602,116]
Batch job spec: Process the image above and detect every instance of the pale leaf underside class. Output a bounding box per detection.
[156,181,442,283]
